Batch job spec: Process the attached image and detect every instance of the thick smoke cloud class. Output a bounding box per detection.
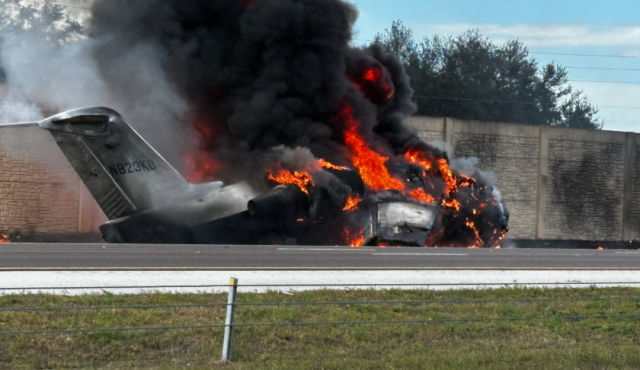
[86,0,422,184]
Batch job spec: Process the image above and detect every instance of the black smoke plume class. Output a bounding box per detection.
[84,0,508,246]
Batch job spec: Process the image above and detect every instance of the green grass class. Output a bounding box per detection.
[1,287,640,369]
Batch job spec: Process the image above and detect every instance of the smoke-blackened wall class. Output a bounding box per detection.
[412,116,640,242]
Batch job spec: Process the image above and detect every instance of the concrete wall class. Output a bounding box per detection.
[0,112,637,241]
[410,116,639,241]
[0,126,106,235]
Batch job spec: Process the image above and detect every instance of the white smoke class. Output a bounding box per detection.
[0,32,192,167]
[0,35,108,115]
[492,187,505,213]
[426,140,452,155]
[0,88,43,122]
[450,156,505,212]
[450,156,496,185]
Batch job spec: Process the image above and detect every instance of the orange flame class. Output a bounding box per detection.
[318,159,348,171]
[406,188,435,203]
[0,233,9,244]
[404,148,433,171]
[335,104,405,191]
[465,220,484,248]
[343,194,362,211]
[266,164,314,195]
[442,199,461,211]
[351,236,365,247]
[438,159,457,195]
[344,227,365,247]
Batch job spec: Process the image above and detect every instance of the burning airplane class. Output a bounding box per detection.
[0,0,508,247]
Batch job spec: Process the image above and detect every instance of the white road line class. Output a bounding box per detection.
[371,253,468,256]
[277,248,364,251]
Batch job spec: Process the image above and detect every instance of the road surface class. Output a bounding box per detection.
[0,243,639,270]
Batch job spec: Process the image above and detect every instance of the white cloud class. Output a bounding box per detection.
[413,23,640,48]
[570,81,640,132]
[55,0,95,24]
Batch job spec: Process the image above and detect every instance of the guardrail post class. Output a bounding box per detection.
[221,277,238,363]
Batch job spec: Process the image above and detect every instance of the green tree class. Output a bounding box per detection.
[0,0,82,43]
[374,21,603,130]
[0,0,82,82]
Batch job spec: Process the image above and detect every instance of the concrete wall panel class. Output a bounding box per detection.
[545,140,625,240]
[631,146,640,241]
[453,132,539,239]
[0,108,637,242]
[414,117,635,242]
[0,126,105,234]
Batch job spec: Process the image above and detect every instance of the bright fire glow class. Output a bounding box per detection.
[406,188,435,203]
[318,159,348,170]
[343,194,362,211]
[344,227,365,247]
[404,148,433,170]
[465,220,484,248]
[0,233,8,244]
[363,68,382,83]
[351,236,365,247]
[438,159,457,195]
[442,199,461,211]
[349,64,395,104]
[183,151,223,184]
[335,104,405,191]
[266,164,314,195]
[183,121,222,184]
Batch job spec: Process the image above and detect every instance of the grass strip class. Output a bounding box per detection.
[1,286,640,369]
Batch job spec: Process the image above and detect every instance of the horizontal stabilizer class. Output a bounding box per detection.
[0,122,39,128]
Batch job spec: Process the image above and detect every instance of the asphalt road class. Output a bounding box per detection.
[0,243,639,269]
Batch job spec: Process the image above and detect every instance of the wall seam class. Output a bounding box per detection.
[535,126,549,239]
[622,133,635,241]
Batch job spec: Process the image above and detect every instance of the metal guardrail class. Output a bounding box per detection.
[2,278,640,362]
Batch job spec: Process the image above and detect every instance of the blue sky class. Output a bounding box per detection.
[348,0,640,132]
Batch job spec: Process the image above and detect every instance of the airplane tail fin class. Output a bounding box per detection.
[25,107,191,220]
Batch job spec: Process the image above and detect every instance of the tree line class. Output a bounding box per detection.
[373,21,602,129]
